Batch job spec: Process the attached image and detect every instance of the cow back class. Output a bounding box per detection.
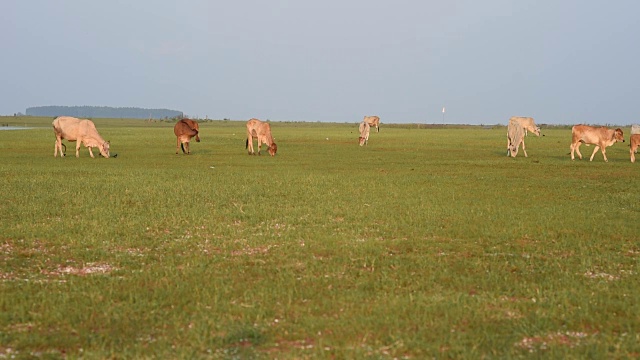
[174,119,199,137]
[53,116,83,141]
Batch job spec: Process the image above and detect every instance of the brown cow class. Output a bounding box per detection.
[630,134,640,163]
[174,119,200,154]
[246,118,277,156]
[506,116,540,157]
[570,125,625,162]
[363,115,380,133]
[358,121,370,146]
[52,116,110,158]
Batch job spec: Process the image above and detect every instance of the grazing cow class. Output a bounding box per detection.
[630,134,640,163]
[363,115,380,133]
[507,116,541,157]
[174,119,200,154]
[358,121,370,146]
[52,116,110,158]
[570,125,625,162]
[245,118,277,156]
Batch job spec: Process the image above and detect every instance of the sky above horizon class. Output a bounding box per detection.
[2,1,639,124]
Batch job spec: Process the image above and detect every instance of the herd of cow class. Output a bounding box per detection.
[51,115,640,162]
[506,116,640,162]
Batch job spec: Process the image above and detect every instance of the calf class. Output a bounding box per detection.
[570,125,625,162]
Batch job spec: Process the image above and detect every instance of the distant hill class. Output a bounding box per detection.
[25,106,183,119]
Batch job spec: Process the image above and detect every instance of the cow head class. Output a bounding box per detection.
[614,128,625,143]
[359,137,367,146]
[509,143,519,157]
[268,142,278,156]
[524,125,541,137]
[100,141,110,158]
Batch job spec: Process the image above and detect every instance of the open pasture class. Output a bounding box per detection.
[1,117,638,358]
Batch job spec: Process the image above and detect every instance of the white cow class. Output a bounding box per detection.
[507,116,541,157]
[53,116,110,158]
[358,121,370,146]
[246,118,277,156]
[363,115,380,133]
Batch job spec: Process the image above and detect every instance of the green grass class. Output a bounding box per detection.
[1,116,639,358]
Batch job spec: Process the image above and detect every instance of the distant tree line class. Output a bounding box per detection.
[25,106,183,119]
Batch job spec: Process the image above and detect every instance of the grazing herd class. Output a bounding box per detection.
[50,115,638,162]
[507,116,636,162]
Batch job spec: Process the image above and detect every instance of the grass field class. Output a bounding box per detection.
[1,116,638,359]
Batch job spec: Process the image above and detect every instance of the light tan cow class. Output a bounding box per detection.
[363,115,380,133]
[630,134,640,163]
[174,118,200,154]
[507,116,540,157]
[246,118,277,156]
[570,125,625,162]
[52,116,110,158]
[358,121,370,146]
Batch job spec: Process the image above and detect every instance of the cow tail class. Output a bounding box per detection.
[61,143,66,156]
[181,143,185,153]
[245,138,249,149]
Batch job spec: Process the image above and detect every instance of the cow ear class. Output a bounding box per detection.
[107,140,111,144]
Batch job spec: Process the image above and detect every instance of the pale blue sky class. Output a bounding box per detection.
[2,1,639,124]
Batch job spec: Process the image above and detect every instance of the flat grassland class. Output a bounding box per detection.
[1,117,638,358]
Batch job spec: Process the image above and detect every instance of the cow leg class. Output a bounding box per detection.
[247,137,254,155]
[88,146,95,158]
[589,146,601,161]
[570,144,574,160]
[572,143,583,160]
[54,139,60,157]
[257,138,262,155]
[631,146,636,163]
[600,147,608,162]
[521,139,528,157]
[185,141,190,155]
[75,142,81,158]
